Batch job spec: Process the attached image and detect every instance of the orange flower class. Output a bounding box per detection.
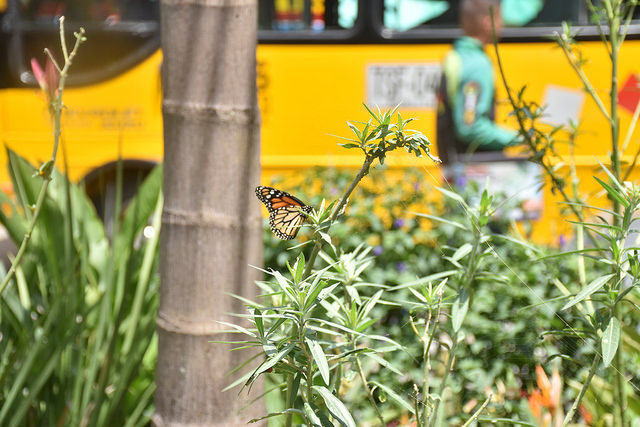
[528,365,563,427]
[528,389,544,419]
[534,365,561,415]
[579,404,593,425]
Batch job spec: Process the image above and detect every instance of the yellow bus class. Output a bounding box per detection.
[0,0,639,241]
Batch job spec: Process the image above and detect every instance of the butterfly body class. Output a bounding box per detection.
[255,186,312,240]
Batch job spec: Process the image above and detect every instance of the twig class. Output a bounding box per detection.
[355,355,385,426]
[302,156,374,279]
[0,18,85,296]
[556,35,612,124]
[462,394,492,427]
[562,353,600,426]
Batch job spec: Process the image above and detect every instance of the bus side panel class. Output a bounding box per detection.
[257,40,640,244]
[0,51,164,186]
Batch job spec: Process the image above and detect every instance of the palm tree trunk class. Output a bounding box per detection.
[154,1,263,425]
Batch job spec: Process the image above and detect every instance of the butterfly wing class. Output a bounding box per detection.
[256,186,312,240]
[269,206,308,240]
[256,186,309,212]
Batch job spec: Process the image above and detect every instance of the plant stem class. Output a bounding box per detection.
[355,355,385,426]
[608,4,625,425]
[558,37,612,124]
[613,327,625,427]
[562,353,600,426]
[421,297,442,425]
[609,9,622,223]
[430,330,458,427]
[490,17,588,228]
[462,394,492,427]
[285,374,293,427]
[302,156,374,279]
[421,311,434,424]
[0,18,84,297]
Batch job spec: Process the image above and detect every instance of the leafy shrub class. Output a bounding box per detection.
[0,150,161,426]
[261,165,609,424]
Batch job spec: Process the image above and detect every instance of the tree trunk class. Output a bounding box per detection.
[154,0,263,425]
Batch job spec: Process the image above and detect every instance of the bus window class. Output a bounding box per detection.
[258,0,356,31]
[383,0,586,32]
[3,0,160,87]
[20,0,159,22]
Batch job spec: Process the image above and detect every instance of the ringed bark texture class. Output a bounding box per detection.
[154,0,263,425]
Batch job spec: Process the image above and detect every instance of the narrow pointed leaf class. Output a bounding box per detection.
[436,186,467,205]
[305,337,330,385]
[304,403,323,427]
[561,274,616,311]
[594,176,629,209]
[312,386,356,427]
[359,289,383,320]
[452,287,469,332]
[369,380,415,414]
[602,317,620,367]
[452,243,473,262]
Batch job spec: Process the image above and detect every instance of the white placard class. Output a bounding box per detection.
[366,64,442,108]
[541,85,585,126]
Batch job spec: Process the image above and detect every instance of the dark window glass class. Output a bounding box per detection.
[19,0,159,23]
[383,0,586,32]
[258,0,357,31]
[4,0,159,86]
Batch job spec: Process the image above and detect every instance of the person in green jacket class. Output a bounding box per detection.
[437,0,519,164]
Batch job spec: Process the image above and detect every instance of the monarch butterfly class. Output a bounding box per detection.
[255,186,313,240]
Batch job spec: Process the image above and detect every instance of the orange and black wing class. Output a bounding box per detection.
[255,186,309,212]
[268,206,308,240]
[255,186,312,240]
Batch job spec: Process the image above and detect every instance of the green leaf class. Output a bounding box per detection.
[216,321,257,339]
[304,403,323,427]
[247,409,305,424]
[369,380,415,414]
[436,186,467,206]
[452,287,469,332]
[0,189,28,244]
[289,372,302,407]
[312,386,356,427]
[319,231,332,246]
[359,289,383,320]
[295,253,305,283]
[409,212,467,230]
[597,159,627,193]
[390,270,457,290]
[594,176,629,209]
[304,280,330,311]
[561,274,616,311]
[363,103,380,123]
[452,243,473,262]
[254,308,264,337]
[602,317,620,367]
[347,122,362,140]
[305,337,330,385]
[307,402,335,427]
[363,352,403,377]
[338,143,361,149]
[115,164,163,256]
[245,342,296,388]
[15,264,30,310]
